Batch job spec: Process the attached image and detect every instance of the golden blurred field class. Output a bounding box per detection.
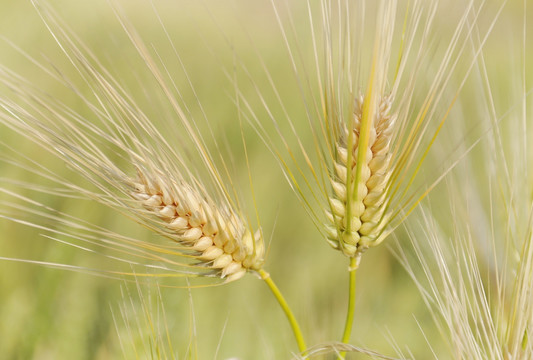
[0,1,531,359]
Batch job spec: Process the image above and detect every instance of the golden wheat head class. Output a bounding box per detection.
[131,167,264,282]
[0,0,265,285]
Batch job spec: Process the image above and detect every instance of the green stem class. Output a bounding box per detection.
[339,257,358,359]
[259,269,307,354]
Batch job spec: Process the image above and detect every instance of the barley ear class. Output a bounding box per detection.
[131,167,265,283]
[326,94,394,262]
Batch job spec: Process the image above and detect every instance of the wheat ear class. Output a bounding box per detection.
[129,167,308,350]
[325,94,395,262]
[0,0,310,352]
[130,168,264,283]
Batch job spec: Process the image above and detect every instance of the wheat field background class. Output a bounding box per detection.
[0,0,531,359]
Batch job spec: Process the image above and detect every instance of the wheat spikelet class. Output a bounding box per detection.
[325,94,395,259]
[130,168,264,282]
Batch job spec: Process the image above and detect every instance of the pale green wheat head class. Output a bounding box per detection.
[245,0,505,266]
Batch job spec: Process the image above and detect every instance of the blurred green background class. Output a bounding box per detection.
[0,1,530,359]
